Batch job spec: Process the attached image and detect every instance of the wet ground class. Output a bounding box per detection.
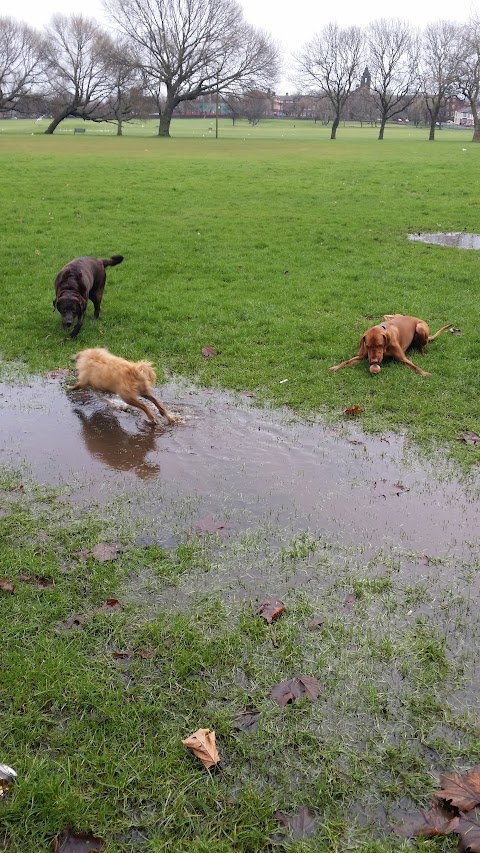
[408,232,480,249]
[0,374,478,562]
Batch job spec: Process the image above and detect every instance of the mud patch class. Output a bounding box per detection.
[0,374,478,562]
[408,232,480,249]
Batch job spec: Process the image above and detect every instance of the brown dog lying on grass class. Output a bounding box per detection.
[54,255,123,338]
[72,348,178,425]
[329,314,453,376]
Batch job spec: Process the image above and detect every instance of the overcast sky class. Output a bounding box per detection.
[2,0,477,91]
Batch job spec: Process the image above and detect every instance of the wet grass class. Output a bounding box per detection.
[1,479,480,851]
[0,121,479,850]
[0,121,479,466]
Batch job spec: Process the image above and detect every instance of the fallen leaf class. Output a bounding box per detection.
[18,574,55,589]
[201,346,219,358]
[53,824,106,852]
[394,802,460,837]
[91,543,122,562]
[343,592,356,614]
[457,809,480,851]
[112,650,133,660]
[192,517,235,536]
[0,578,15,594]
[232,710,261,733]
[135,648,156,659]
[435,766,480,812]
[257,599,285,623]
[181,728,220,769]
[0,764,17,798]
[308,615,324,631]
[75,543,122,562]
[270,675,321,709]
[460,431,480,446]
[62,600,122,630]
[343,405,363,416]
[273,807,317,842]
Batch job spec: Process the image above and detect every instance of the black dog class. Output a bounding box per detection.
[53,255,123,338]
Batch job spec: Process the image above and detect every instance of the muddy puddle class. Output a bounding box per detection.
[0,374,478,562]
[409,232,480,249]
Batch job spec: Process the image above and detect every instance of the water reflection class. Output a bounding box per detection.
[409,232,480,249]
[71,403,162,479]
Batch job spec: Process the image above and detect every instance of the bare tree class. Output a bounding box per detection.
[366,18,420,139]
[421,20,461,140]
[0,17,44,113]
[221,92,243,124]
[457,16,480,142]
[240,89,272,124]
[104,0,280,137]
[295,23,364,139]
[43,14,115,133]
[103,36,141,135]
[346,85,378,126]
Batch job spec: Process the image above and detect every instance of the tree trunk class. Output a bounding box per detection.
[428,105,439,140]
[378,117,387,139]
[116,119,123,136]
[159,111,172,137]
[44,108,71,134]
[472,102,480,141]
[330,115,339,139]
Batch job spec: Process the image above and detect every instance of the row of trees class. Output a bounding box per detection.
[2,2,480,141]
[295,18,476,141]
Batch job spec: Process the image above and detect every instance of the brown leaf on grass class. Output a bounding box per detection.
[273,807,317,842]
[112,650,133,661]
[53,824,105,852]
[0,578,15,594]
[192,517,235,536]
[270,675,321,709]
[232,710,261,733]
[257,599,285,623]
[308,615,324,631]
[343,405,363,416]
[181,728,220,769]
[457,810,480,851]
[63,599,122,630]
[91,543,122,562]
[343,592,356,614]
[201,346,219,358]
[435,766,480,812]
[135,648,156,659]
[18,574,55,589]
[394,802,460,837]
[75,543,122,562]
[460,431,480,447]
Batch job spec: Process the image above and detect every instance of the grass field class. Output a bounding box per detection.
[1,118,478,463]
[0,120,479,852]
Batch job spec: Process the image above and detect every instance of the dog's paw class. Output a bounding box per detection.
[328,365,339,372]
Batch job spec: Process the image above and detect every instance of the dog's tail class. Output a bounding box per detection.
[102,255,124,267]
[428,323,453,341]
